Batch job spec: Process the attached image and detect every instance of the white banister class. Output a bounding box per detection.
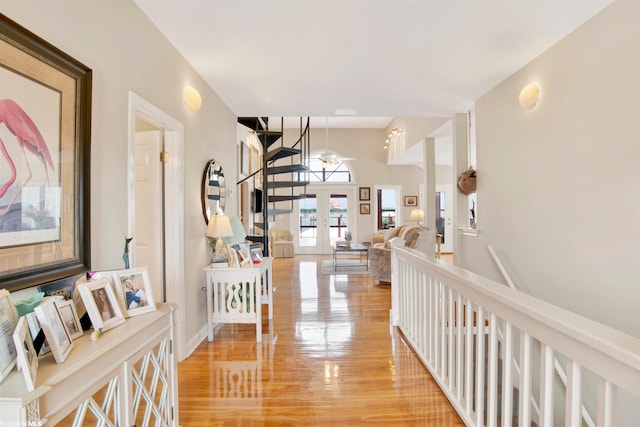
[390,245,640,427]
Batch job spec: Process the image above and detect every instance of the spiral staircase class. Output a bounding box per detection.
[237,117,311,256]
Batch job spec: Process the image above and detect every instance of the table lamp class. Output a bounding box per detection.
[408,208,424,226]
[206,214,233,261]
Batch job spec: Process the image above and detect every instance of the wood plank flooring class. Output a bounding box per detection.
[178,254,464,426]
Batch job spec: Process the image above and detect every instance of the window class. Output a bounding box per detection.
[305,155,352,183]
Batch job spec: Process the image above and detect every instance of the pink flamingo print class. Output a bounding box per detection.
[0,99,55,216]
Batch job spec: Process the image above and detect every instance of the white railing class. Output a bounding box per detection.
[390,245,640,427]
[488,244,596,427]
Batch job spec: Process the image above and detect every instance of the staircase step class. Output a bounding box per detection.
[245,235,265,243]
[266,147,302,162]
[267,181,309,189]
[267,164,310,175]
[267,208,294,216]
[238,117,268,131]
[257,130,283,148]
[268,195,307,202]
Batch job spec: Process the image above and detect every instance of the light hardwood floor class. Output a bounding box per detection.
[178,254,464,426]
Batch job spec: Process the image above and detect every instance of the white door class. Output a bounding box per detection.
[133,130,164,302]
[435,184,454,253]
[293,186,355,255]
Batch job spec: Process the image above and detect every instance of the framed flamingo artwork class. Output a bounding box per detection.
[0,15,92,292]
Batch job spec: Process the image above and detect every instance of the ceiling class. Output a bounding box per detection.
[134,0,612,128]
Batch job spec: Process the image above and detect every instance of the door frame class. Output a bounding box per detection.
[436,184,454,253]
[128,92,186,361]
[372,185,403,231]
[291,184,357,255]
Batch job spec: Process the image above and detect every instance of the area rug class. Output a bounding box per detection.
[321,259,370,275]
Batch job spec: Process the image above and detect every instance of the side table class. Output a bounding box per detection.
[203,257,273,342]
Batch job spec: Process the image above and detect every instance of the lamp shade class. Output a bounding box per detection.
[408,209,424,224]
[206,214,233,238]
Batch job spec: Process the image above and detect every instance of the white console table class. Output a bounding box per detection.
[0,303,178,426]
[204,257,274,343]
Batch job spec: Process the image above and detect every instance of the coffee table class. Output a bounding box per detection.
[333,242,369,271]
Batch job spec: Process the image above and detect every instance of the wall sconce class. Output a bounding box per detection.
[519,83,540,110]
[184,86,202,112]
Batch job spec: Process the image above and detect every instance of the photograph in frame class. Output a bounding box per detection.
[25,312,50,355]
[77,277,125,332]
[359,187,370,201]
[112,267,156,317]
[250,247,263,264]
[12,316,38,391]
[404,195,418,207]
[0,289,19,383]
[360,203,371,215]
[34,297,74,363]
[227,243,240,267]
[54,299,83,340]
[0,15,91,292]
[240,141,249,175]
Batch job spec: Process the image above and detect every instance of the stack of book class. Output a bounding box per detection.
[210,257,229,268]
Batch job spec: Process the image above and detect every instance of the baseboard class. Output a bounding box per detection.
[184,324,222,360]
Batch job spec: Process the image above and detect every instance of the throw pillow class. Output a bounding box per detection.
[403,227,420,249]
[384,227,398,242]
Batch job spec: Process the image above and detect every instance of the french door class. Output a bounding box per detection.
[293,185,356,255]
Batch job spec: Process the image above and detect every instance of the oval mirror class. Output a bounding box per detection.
[201,159,226,224]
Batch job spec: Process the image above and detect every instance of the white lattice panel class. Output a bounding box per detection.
[130,337,171,427]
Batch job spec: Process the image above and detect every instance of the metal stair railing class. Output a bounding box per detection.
[237,117,310,256]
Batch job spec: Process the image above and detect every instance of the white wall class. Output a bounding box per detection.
[2,1,238,352]
[462,0,640,337]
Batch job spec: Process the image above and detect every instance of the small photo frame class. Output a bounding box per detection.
[25,312,50,355]
[34,297,74,363]
[77,277,125,332]
[359,186,370,201]
[54,299,84,340]
[404,195,418,207]
[250,247,263,264]
[0,289,19,383]
[112,267,157,317]
[240,141,249,175]
[360,203,371,215]
[227,243,240,267]
[250,145,260,174]
[230,242,251,266]
[12,317,38,391]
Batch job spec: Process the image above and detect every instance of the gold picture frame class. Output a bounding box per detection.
[404,196,418,207]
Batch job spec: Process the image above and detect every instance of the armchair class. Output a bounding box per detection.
[269,229,294,258]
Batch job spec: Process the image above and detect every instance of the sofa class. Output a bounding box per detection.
[369,225,437,284]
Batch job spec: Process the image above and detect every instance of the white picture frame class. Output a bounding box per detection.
[54,299,84,340]
[227,243,240,267]
[25,312,50,355]
[34,297,74,363]
[111,267,156,317]
[77,277,125,332]
[12,317,38,391]
[0,289,19,383]
[230,242,251,266]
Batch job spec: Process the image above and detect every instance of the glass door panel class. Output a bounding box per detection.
[295,187,354,254]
